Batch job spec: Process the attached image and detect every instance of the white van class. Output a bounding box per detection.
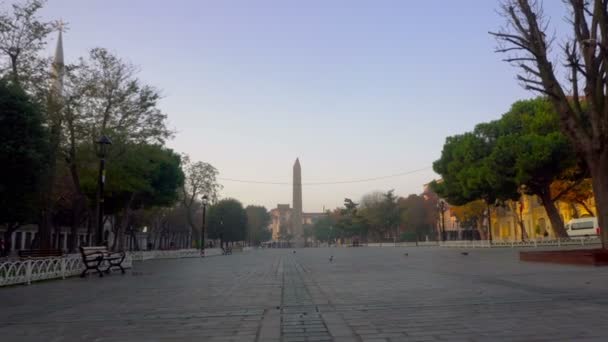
[565,217,600,238]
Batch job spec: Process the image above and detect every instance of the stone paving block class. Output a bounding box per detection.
[2,248,608,341]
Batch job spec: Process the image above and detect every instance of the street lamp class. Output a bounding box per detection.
[95,135,112,245]
[437,199,447,242]
[200,195,209,256]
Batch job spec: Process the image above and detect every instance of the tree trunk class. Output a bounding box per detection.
[589,151,608,250]
[517,221,528,241]
[538,187,567,238]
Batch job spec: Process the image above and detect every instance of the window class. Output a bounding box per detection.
[572,221,594,230]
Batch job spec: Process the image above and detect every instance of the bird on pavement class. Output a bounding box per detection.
[329,255,334,263]
[461,252,469,256]
[403,253,409,256]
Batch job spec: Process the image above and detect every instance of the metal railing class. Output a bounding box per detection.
[0,248,219,287]
[365,237,601,248]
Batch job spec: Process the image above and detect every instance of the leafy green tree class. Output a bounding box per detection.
[486,98,577,236]
[0,81,48,254]
[207,198,247,245]
[359,190,399,240]
[245,205,271,246]
[79,143,184,250]
[334,198,368,241]
[312,214,338,243]
[433,98,579,237]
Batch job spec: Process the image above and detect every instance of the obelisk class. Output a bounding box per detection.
[292,158,304,246]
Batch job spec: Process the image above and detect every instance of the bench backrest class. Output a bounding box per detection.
[80,246,109,260]
[18,249,63,258]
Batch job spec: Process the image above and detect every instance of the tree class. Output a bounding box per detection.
[0,0,63,249]
[434,98,579,237]
[487,98,578,237]
[490,0,608,248]
[552,178,595,217]
[312,215,337,243]
[207,199,247,246]
[59,47,173,248]
[450,200,488,240]
[245,205,271,246]
[432,130,518,240]
[0,81,48,254]
[180,155,221,247]
[398,194,435,241]
[359,190,400,240]
[80,143,184,251]
[0,0,56,91]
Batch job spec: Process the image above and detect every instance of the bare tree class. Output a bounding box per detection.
[490,0,608,248]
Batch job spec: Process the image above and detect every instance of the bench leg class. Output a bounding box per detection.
[96,266,104,277]
[80,268,88,278]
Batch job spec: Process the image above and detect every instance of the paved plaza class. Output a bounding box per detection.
[2,247,608,342]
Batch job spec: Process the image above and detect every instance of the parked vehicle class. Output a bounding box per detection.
[565,217,600,238]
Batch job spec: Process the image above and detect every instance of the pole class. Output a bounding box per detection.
[201,204,207,256]
[96,158,106,246]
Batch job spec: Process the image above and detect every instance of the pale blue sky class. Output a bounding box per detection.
[39,0,569,211]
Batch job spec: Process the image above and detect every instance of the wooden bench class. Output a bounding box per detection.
[79,246,126,278]
[18,249,63,259]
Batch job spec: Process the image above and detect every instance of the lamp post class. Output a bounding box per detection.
[437,199,447,242]
[200,195,209,256]
[95,135,112,246]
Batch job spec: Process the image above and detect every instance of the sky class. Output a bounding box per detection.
[37,0,570,212]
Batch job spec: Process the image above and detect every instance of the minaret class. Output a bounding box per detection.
[292,158,303,246]
[50,27,64,97]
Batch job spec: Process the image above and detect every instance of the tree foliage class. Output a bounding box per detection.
[433,97,581,237]
[0,81,48,253]
[180,154,221,243]
[0,0,57,92]
[207,199,247,243]
[245,205,271,245]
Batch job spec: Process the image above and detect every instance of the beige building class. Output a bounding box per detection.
[269,204,325,241]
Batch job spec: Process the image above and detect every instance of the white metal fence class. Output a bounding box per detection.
[0,253,133,287]
[365,238,601,248]
[0,248,220,287]
[441,237,602,248]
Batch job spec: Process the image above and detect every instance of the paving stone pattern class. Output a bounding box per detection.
[1,247,608,341]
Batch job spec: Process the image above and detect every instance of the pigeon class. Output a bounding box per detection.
[293,250,296,254]
[329,255,334,263]
[403,253,409,256]
[461,252,469,256]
